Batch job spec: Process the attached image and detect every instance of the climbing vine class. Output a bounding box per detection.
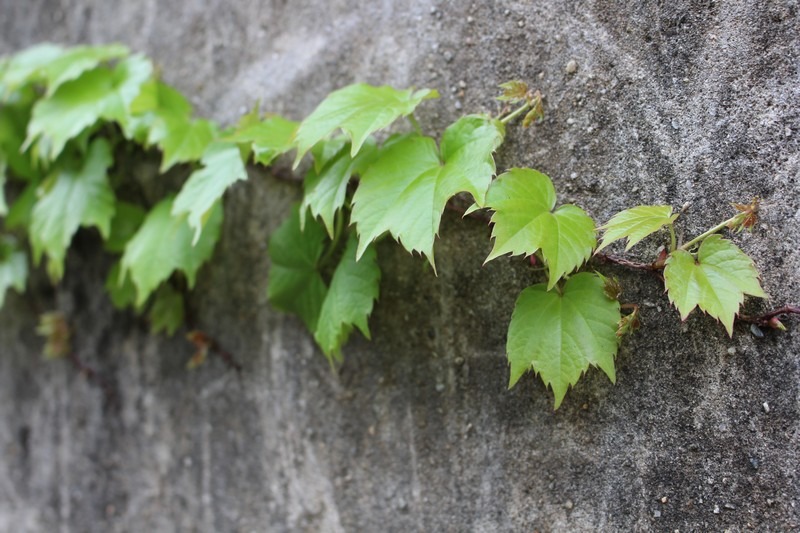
[0,43,793,408]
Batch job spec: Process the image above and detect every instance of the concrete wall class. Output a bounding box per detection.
[1,1,798,530]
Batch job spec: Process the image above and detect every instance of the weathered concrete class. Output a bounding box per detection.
[1,0,799,531]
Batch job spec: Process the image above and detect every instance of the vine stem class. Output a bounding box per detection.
[738,305,800,327]
[680,212,746,251]
[499,101,532,124]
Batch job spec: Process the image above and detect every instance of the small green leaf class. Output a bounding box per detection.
[664,235,767,336]
[597,205,678,252]
[30,138,115,280]
[172,142,247,244]
[25,54,152,160]
[484,168,596,289]
[267,205,327,331]
[293,83,438,166]
[157,117,218,172]
[104,261,138,310]
[149,284,185,336]
[104,201,146,253]
[224,114,298,166]
[507,272,621,409]
[496,80,529,103]
[121,196,222,306]
[0,236,28,308]
[301,137,377,236]
[351,115,504,266]
[314,235,381,362]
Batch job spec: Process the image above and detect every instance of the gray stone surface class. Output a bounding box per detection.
[1,0,799,531]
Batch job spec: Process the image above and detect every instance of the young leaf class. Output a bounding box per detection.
[293,83,438,166]
[351,115,505,266]
[224,114,298,166]
[507,272,621,409]
[0,236,27,308]
[484,168,596,289]
[157,117,218,172]
[267,205,327,331]
[300,137,377,236]
[105,262,138,310]
[30,138,115,280]
[597,205,678,252]
[172,142,246,244]
[149,284,185,336]
[314,235,381,362]
[25,54,152,160]
[664,235,767,336]
[121,196,222,306]
[496,80,529,103]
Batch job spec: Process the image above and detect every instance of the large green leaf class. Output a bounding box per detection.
[507,273,621,409]
[664,235,767,335]
[172,142,247,244]
[25,54,152,160]
[314,235,380,362]
[157,117,218,172]
[121,196,222,306]
[0,236,27,308]
[351,115,505,267]
[301,137,377,236]
[267,205,327,331]
[484,168,596,289]
[293,83,438,166]
[597,205,678,252]
[30,138,115,280]
[224,114,298,166]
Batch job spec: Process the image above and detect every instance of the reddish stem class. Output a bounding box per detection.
[739,305,800,327]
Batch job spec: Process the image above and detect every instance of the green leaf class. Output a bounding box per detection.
[351,115,504,267]
[121,196,222,306]
[104,201,146,253]
[0,100,38,180]
[149,284,185,336]
[301,137,377,236]
[597,205,678,252]
[484,168,596,289]
[157,117,218,172]
[105,261,138,310]
[122,79,193,145]
[293,83,438,166]
[664,235,767,336]
[25,54,152,160]
[224,114,298,166]
[314,235,380,362]
[172,142,247,244]
[507,273,621,409]
[0,163,6,216]
[0,43,64,97]
[0,236,28,308]
[6,181,37,230]
[267,205,328,331]
[30,138,115,280]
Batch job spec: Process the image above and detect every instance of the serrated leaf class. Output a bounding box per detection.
[121,196,222,306]
[157,117,218,172]
[105,261,139,310]
[301,137,377,236]
[224,114,298,166]
[149,284,185,336]
[314,235,380,362]
[172,142,247,244]
[267,205,327,331]
[664,235,767,336]
[351,115,504,266]
[597,205,678,252]
[25,54,152,160]
[0,44,64,97]
[0,236,27,308]
[485,168,596,289]
[293,83,438,166]
[496,80,529,102]
[507,272,621,409]
[30,138,115,280]
[104,201,146,253]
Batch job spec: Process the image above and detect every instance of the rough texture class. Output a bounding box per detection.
[1,0,799,531]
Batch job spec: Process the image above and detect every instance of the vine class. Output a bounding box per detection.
[0,43,795,409]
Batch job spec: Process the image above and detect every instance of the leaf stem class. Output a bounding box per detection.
[499,101,532,125]
[408,113,423,135]
[668,223,677,252]
[680,212,746,251]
